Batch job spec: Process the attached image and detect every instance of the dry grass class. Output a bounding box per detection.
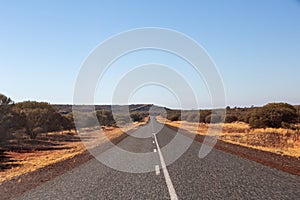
[157,117,300,158]
[0,122,145,183]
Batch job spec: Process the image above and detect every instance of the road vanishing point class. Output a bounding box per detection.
[19,120,300,200]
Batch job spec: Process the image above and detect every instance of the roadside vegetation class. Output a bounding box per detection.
[164,102,300,157]
[0,100,74,144]
[0,93,149,181]
[0,93,149,146]
[167,103,299,128]
[1,92,299,181]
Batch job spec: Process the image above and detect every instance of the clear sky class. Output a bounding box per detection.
[1,0,300,109]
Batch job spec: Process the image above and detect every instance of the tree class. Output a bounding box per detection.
[61,115,75,131]
[0,104,25,144]
[225,115,238,123]
[96,110,116,126]
[13,101,69,139]
[199,110,211,123]
[249,103,297,128]
[0,105,15,144]
[130,111,147,122]
[167,110,181,121]
[0,93,13,105]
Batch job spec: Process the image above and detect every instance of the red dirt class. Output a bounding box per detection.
[1,123,299,200]
[0,130,130,200]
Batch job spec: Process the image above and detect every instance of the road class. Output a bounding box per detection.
[19,120,300,199]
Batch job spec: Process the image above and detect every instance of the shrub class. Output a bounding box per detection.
[249,103,297,128]
[225,115,238,123]
[13,101,73,138]
[199,110,211,123]
[96,110,116,126]
[0,104,26,143]
[0,93,13,105]
[130,111,146,122]
[167,111,181,121]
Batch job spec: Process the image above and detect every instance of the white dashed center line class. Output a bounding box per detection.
[154,149,157,153]
[155,165,160,175]
[153,133,178,200]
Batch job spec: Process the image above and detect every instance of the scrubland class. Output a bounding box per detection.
[159,117,300,158]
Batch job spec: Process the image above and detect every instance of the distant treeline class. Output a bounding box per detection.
[0,94,148,143]
[54,104,153,114]
[167,103,300,129]
[1,92,299,144]
[73,110,148,128]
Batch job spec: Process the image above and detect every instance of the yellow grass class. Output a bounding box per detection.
[0,122,145,183]
[157,117,300,158]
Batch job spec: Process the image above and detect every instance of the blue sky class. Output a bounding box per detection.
[0,0,300,108]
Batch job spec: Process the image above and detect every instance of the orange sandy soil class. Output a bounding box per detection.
[0,122,145,183]
[157,117,300,158]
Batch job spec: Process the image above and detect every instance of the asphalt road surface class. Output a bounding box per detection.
[19,120,300,199]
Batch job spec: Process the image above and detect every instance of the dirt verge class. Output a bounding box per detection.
[1,121,299,200]
[0,126,134,200]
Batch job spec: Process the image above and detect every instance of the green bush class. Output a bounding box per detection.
[130,111,145,122]
[199,110,211,123]
[96,110,116,126]
[0,93,13,105]
[249,103,297,128]
[13,101,74,138]
[167,111,181,121]
[225,115,238,123]
[0,104,22,144]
